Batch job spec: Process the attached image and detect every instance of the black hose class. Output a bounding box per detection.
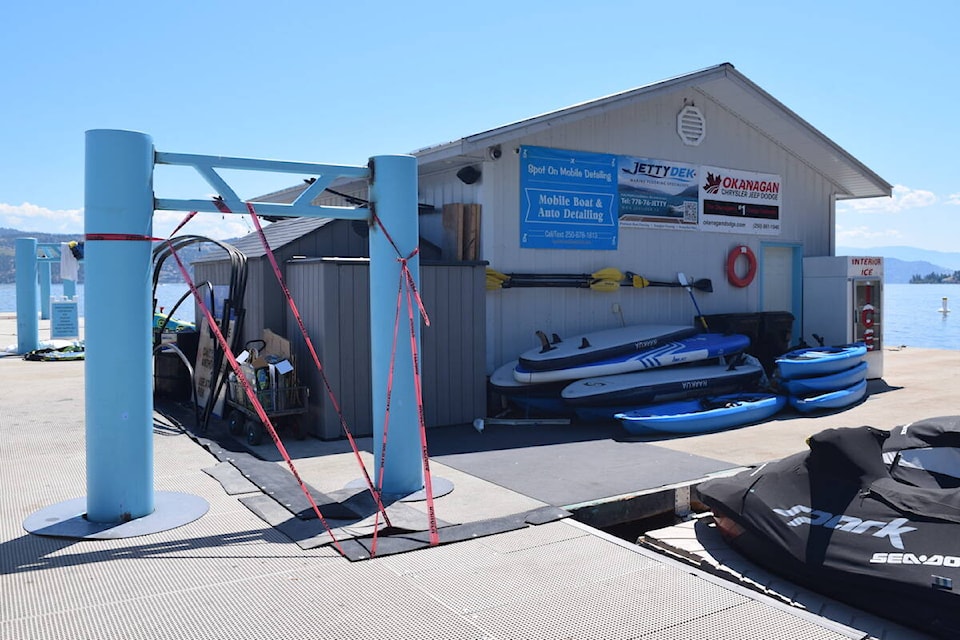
[151,236,248,432]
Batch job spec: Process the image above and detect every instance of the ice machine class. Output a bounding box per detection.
[802,256,883,378]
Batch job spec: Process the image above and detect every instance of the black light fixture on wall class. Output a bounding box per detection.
[456,165,482,185]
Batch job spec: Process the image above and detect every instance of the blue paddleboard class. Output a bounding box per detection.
[517,324,697,372]
[488,359,569,415]
[513,333,750,384]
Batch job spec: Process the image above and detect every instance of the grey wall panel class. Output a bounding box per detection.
[287,259,485,440]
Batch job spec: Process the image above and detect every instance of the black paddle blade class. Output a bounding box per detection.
[692,278,713,293]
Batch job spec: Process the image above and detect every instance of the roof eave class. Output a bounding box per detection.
[413,62,892,200]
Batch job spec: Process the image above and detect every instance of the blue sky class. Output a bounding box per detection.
[2,1,958,249]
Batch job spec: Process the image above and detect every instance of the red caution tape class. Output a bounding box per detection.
[86,233,165,242]
[162,231,348,556]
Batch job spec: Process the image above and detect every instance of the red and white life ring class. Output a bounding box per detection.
[726,245,757,288]
[861,303,875,328]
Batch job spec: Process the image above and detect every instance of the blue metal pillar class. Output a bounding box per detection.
[368,155,423,497]
[63,279,77,300]
[84,129,155,522]
[39,261,51,320]
[15,238,39,354]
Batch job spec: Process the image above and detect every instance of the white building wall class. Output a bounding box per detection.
[472,89,837,371]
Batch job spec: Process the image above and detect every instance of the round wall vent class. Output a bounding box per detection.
[677,105,706,146]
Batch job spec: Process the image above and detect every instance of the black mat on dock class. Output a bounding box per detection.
[428,421,734,507]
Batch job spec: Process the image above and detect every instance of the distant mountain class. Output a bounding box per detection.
[882,259,958,284]
[838,246,960,271]
[836,246,960,284]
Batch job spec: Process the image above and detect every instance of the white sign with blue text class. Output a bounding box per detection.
[519,145,619,250]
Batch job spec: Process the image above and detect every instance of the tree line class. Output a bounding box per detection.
[910,271,960,284]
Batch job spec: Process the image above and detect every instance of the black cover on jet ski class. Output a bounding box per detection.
[698,418,960,639]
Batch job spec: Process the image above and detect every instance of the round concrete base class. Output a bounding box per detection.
[23,492,209,540]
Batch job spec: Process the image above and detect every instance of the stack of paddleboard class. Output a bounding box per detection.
[775,343,868,413]
[491,323,778,433]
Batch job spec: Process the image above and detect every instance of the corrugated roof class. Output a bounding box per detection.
[413,63,892,199]
[193,216,335,261]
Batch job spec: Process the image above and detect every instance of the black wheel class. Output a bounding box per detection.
[228,410,245,436]
[246,419,264,446]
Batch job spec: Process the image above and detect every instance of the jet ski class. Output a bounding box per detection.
[698,416,960,639]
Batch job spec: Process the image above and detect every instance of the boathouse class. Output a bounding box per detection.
[197,62,892,438]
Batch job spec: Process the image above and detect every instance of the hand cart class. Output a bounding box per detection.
[225,373,309,446]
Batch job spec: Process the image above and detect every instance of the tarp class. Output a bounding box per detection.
[698,416,960,639]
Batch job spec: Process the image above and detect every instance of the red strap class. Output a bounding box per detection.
[240,203,394,533]
[162,235,346,555]
[401,266,439,544]
[86,233,165,242]
[169,211,199,237]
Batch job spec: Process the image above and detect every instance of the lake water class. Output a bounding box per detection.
[0,282,196,323]
[1,282,958,350]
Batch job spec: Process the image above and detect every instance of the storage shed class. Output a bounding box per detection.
[191,215,485,439]
[192,217,367,348]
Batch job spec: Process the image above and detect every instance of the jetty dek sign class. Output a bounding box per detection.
[519,145,781,249]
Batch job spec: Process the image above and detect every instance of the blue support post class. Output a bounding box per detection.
[39,260,51,320]
[15,238,39,354]
[64,279,77,300]
[368,155,423,497]
[84,130,155,522]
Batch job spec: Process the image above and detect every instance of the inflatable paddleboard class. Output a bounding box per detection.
[779,360,868,395]
[615,393,786,435]
[775,343,867,380]
[518,324,697,372]
[489,360,569,415]
[513,333,750,384]
[562,358,764,407]
[789,378,868,413]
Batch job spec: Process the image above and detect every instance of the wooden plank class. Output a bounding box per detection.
[462,203,480,261]
[194,316,235,416]
[442,203,464,261]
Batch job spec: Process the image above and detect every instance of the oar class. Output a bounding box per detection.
[624,272,713,292]
[486,267,625,283]
[679,272,709,331]
[489,267,713,291]
[487,275,622,291]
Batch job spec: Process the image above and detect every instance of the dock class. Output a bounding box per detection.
[2,313,954,639]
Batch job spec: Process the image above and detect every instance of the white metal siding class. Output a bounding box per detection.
[471,88,837,371]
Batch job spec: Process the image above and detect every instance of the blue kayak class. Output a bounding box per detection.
[789,378,868,414]
[615,393,787,435]
[513,333,751,383]
[775,343,867,380]
[780,361,868,395]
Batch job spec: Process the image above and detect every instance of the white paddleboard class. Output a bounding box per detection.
[517,324,696,372]
[561,359,764,407]
[513,333,750,384]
